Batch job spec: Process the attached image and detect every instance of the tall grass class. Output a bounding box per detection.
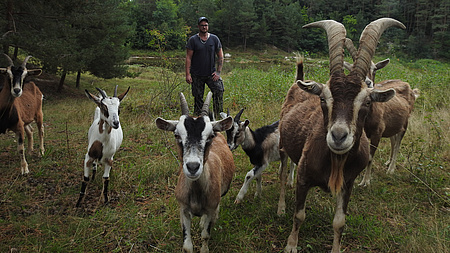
[0,52,448,252]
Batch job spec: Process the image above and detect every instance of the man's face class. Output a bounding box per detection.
[198,21,209,33]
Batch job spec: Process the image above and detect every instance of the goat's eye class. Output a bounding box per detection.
[174,134,181,141]
[320,97,325,103]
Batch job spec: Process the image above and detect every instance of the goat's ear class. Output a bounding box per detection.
[27,69,42,76]
[297,80,324,95]
[212,116,233,132]
[117,86,130,101]
[155,117,177,131]
[85,90,101,104]
[370,88,395,103]
[243,119,250,127]
[219,112,228,119]
[375,58,390,70]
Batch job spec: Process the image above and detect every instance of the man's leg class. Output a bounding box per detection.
[191,75,206,116]
[206,77,224,118]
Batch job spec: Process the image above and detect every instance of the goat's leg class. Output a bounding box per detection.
[285,182,309,253]
[200,206,218,253]
[359,138,380,187]
[287,160,296,187]
[180,208,194,253]
[16,127,29,175]
[36,111,45,157]
[278,152,289,215]
[331,184,353,253]
[24,125,33,155]
[102,159,113,204]
[235,164,267,203]
[254,173,262,198]
[386,132,404,174]
[76,155,93,207]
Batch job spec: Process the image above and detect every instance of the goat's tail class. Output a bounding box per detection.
[294,53,304,81]
[329,153,347,195]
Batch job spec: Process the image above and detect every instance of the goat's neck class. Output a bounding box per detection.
[97,119,113,138]
[241,127,255,150]
[0,79,14,110]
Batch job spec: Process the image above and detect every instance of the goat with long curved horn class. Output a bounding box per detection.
[281,18,404,253]
[303,20,346,76]
[179,93,190,116]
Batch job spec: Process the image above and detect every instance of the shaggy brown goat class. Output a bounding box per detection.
[344,38,420,186]
[279,18,405,253]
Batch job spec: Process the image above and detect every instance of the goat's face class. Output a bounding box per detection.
[85,86,130,129]
[156,115,232,181]
[225,119,249,151]
[156,92,232,181]
[0,55,42,98]
[297,73,395,155]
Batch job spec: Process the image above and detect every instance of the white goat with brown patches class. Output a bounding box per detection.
[156,92,234,253]
[0,54,44,174]
[344,38,420,186]
[76,85,130,207]
[220,109,295,215]
[279,18,405,253]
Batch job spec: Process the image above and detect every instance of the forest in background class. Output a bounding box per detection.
[0,0,449,81]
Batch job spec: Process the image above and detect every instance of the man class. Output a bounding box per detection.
[185,16,224,117]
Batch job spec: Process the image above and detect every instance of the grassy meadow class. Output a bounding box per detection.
[0,49,449,252]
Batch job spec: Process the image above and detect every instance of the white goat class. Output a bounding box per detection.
[0,54,44,174]
[220,109,295,215]
[156,92,234,253]
[76,85,130,207]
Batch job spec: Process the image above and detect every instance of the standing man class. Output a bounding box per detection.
[185,16,224,117]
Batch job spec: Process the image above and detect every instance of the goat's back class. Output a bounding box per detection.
[279,84,324,164]
[208,133,235,196]
[366,80,417,138]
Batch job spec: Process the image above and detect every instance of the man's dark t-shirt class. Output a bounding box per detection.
[186,34,222,77]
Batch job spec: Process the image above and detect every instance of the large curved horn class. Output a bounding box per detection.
[303,20,346,76]
[179,93,189,116]
[200,92,213,116]
[22,55,32,68]
[352,18,405,80]
[3,53,14,66]
[234,108,244,122]
[345,38,358,60]
[114,85,118,97]
[96,87,107,98]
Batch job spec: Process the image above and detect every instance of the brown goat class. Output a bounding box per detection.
[279,18,405,253]
[344,38,420,186]
[0,55,44,174]
[156,92,235,253]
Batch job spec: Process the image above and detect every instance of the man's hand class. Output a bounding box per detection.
[186,74,193,84]
[212,71,220,81]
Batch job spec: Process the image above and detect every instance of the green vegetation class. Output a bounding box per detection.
[0,51,449,252]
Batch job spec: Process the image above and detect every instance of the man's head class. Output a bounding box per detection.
[198,17,209,33]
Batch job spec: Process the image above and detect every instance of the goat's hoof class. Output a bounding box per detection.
[234,199,242,204]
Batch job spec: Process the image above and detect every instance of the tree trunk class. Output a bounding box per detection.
[76,70,81,88]
[58,70,67,92]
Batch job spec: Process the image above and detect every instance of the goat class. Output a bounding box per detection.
[344,38,420,186]
[156,92,235,253]
[279,18,405,253]
[220,109,295,215]
[76,85,130,207]
[0,54,44,174]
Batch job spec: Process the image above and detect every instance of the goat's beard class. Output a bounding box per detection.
[328,153,348,195]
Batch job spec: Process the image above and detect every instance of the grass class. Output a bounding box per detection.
[0,50,449,252]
